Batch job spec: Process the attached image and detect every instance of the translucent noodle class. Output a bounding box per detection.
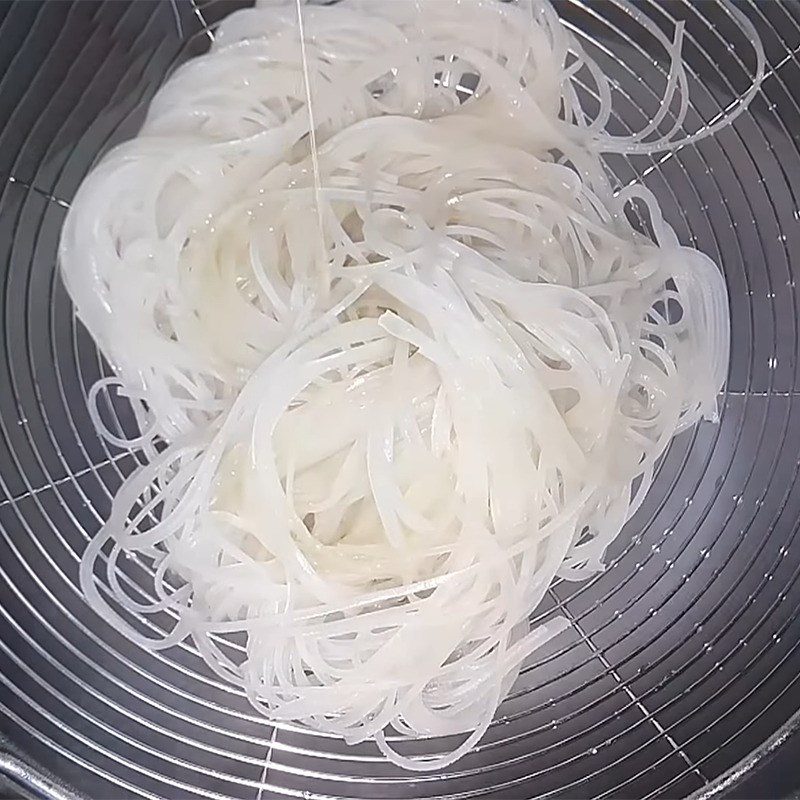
[60,0,761,771]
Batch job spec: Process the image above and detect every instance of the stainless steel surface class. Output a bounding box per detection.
[0,0,799,797]
[0,732,83,800]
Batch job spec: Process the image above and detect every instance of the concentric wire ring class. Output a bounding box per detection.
[0,1,799,797]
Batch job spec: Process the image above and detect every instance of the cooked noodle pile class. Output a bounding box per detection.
[60,0,763,770]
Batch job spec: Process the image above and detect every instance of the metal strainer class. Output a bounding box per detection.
[1,1,799,797]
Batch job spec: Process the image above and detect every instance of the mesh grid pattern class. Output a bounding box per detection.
[0,1,799,797]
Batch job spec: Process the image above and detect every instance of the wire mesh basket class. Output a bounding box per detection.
[1,1,799,798]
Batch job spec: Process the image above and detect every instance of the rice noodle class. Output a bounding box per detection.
[59,0,763,770]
